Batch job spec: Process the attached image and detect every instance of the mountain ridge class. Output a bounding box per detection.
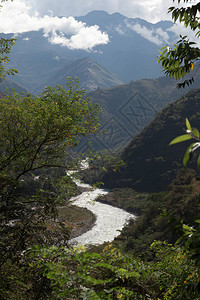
[0,77,29,94]
[3,10,177,92]
[79,72,200,153]
[34,56,123,94]
[102,88,200,192]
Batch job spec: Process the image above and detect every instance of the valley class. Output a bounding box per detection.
[1,4,200,299]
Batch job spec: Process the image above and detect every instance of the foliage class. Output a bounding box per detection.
[13,242,198,300]
[169,118,200,264]
[0,77,101,230]
[103,87,200,192]
[0,37,18,81]
[0,78,101,296]
[79,149,125,187]
[102,169,200,258]
[158,0,200,88]
[0,1,17,81]
[0,79,100,181]
[170,118,200,171]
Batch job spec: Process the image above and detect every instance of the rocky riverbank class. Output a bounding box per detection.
[57,205,96,239]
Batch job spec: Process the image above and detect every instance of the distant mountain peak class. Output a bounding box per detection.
[34,56,123,94]
[7,10,175,92]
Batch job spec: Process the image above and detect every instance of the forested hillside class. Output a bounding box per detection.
[77,73,200,153]
[102,88,200,192]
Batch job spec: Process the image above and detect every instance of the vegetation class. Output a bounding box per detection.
[170,118,200,171]
[0,0,17,81]
[1,0,200,299]
[86,73,200,153]
[0,78,101,298]
[158,0,200,88]
[100,88,200,192]
[21,241,200,300]
[100,168,199,256]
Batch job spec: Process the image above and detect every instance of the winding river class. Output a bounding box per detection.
[68,164,135,246]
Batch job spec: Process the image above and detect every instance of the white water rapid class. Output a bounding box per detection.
[68,161,135,246]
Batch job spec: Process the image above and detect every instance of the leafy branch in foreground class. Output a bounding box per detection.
[0,37,18,81]
[22,241,199,299]
[0,78,101,284]
[170,118,200,170]
[158,0,200,88]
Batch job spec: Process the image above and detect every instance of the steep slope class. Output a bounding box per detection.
[77,11,175,82]
[79,74,200,153]
[3,11,178,91]
[0,77,29,94]
[102,88,200,192]
[34,57,123,94]
[6,31,76,92]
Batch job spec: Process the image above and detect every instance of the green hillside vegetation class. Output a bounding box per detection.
[101,88,200,192]
[99,168,199,256]
[79,72,200,152]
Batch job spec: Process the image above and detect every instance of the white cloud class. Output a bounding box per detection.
[0,0,109,50]
[3,0,195,25]
[48,25,109,50]
[1,0,198,51]
[167,23,200,47]
[126,22,170,46]
[28,0,175,23]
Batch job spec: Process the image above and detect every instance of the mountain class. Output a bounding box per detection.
[76,72,200,153]
[0,77,29,94]
[102,88,200,192]
[34,57,123,94]
[5,31,76,92]
[76,11,175,82]
[3,11,178,92]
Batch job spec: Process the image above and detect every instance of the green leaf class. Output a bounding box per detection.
[183,143,195,167]
[183,224,194,232]
[192,128,200,138]
[197,154,200,171]
[186,118,192,131]
[169,134,192,145]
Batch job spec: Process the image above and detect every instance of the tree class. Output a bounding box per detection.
[0,79,101,293]
[158,0,200,169]
[158,0,200,88]
[0,0,17,80]
[0,78,101,214]
[158,0,200,268]
[0,80,100,182]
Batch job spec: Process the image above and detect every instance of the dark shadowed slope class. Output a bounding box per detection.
[103,88,200,192]
[80,73,200,153]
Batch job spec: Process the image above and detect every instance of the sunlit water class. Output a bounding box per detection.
[68,164,135,246]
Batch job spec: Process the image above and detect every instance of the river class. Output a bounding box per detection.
[68,165,135,246]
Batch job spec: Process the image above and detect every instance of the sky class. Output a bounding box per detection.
[0,0,197,51]
[27,0,186,22]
